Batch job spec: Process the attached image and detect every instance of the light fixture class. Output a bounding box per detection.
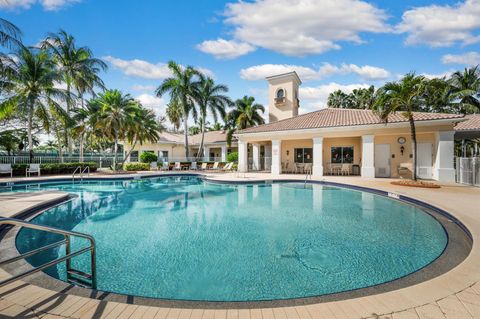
[400,146,405,156]
[286,150,290,156]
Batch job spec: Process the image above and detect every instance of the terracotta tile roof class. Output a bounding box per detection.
[454,114,480,131]
[237,108,464,134]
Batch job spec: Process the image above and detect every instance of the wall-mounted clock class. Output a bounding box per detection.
[398,137,406,145]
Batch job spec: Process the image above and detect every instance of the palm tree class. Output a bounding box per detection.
[165,98,183,132]
[209,122,223,131]
[0,18,22,49]
[374,73,426,180]
[350,86,377,109]
[94,90,139,170]
[226,96,265,144]
[155,61,200,158]
[449,66,480,114]
[122,107,165,167]
[0,47,68,157]
[193,76,232,159]
[327,90,351,108]
[423,77,455,113]
[42,30,107,154]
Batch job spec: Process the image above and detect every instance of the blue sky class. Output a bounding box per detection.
[1,0,480,122]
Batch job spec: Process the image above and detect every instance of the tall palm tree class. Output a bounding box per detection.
[94,90,138,170]
[165,98,183,132]
[0,47,68,157]
[42,30,107,153]
[374,73,426,180]
[155,61,200,158]
[193,76,232,159]
[226,96,265,145]
[449,66,480,114]
[423,77,455,113]
[122,107,165,167]
[350,86,377,109]
[0,18,22,49]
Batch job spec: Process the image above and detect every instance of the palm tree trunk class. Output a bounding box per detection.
[27,106,34,162]
[79,133,84,162]
[113,131,118,172]
[55,126,64,163]
[120,138,138,167]
[197,117,206,160]
[409,116,418,181]
[183,113,189,159]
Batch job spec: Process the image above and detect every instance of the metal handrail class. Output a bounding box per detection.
[81,166,90,178]
[72,166,81,180]
[0,217,96,289]
[72,166,90,182]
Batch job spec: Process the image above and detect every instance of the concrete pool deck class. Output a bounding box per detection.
[0,172,480,318]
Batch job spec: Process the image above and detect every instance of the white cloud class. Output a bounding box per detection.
[0,0,80,10]
[211,0,389,57]
[135,94,166,116]
[442,52,480,66]
[197,38,256,59]
[299,82,370,113]
[396,0,480,47]
[132,84,157,91]
[420,70,455,80]
[103,56,215,80]
[240,63,390,82]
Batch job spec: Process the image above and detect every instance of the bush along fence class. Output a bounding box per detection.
[124,161,237,171]
[9,162,98,176]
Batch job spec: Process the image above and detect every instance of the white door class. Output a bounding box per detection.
[375,144,391,178]
[417,143,433,179]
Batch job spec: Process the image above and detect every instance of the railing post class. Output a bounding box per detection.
[65,235,71,273]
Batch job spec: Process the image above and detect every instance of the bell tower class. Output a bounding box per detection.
[267,71,301,123]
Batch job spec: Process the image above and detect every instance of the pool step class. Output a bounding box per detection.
[67,269,93,288]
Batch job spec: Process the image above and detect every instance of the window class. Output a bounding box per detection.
[158,151,168,159]
[331,146,354,164]
[294,148,313,163]
[276,89,285,99]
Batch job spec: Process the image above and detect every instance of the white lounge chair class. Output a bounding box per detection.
[150,162,158,170]
[161,162,169,171]
[211,162,220,170]
[190,162,198,170]
[200,163,208,170]
[173,162,181,171]
[222,162,233,171]
[0,164,13,178]
[26,164,40,177]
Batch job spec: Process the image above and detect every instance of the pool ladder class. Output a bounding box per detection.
[72,166,90,182]
[0,218,97,289]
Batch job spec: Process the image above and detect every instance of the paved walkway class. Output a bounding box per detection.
[0,172,479,318]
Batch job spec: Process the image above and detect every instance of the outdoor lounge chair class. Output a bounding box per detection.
[190,162,198,170]
[0,164,13,178]
[150,162,159,170]
[26,164,40,177]
[211,162,220,170]
[200,163,208,170]
[173,162,182,170]
[161,162,169,171]
[222,162,233,171]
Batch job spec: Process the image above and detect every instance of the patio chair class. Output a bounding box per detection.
[222,162,233,171]
[200,163,208,170]
[161,162,169,171]
[173,162,181,171]
[304,163,313,175]
[26,164,41,177]
[150,162,159,170]
[190,162,198,170]
[341,164,350,176]
[211,162,220,170]
[0,164,13,178]
[330,164,341,175]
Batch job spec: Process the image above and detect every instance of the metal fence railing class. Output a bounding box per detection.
[456,157,480,186]
[0,155,122,168]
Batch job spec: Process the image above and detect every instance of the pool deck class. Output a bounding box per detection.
[1,172,480,318]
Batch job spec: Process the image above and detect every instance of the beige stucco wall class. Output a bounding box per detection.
[323,137,362,168]
[281,139,312,165]
[124,142,184,160]
[374,133,436,178]
[268,76,299,123]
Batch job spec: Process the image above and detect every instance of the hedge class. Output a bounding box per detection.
[124,162,150,171]
[140,152,158,163]
[9,162,97,176]
[227,152,238,162]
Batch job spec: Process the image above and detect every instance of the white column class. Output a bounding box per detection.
[361,135,375,178]
[203,146,210,161]
[271,140,282,175]
[252,143,261,171]
[312,137,323,177]
[238,141,248,172]
[221,145,227,162]
[434,131,455,182]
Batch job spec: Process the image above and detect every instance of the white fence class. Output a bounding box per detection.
[456,157,480,186]
[0,155,122,168]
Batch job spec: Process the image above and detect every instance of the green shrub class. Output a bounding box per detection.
[140,152,158,163]
[10,162,97,176]
[124,162,150,171]
[227,151,238,162]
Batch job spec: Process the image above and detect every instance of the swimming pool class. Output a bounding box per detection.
[12,176,448,302]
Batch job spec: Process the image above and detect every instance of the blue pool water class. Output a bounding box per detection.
[11,176,447,301]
